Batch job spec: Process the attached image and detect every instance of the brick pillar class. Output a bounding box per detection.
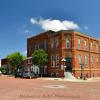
[71,32,76,76]
[59,32,65,77]
[89,37,91,77]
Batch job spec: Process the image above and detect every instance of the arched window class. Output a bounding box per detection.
[51,39,54,48]
[91,56,94,67]
[78,38,81,49]
[66,38,70,48]
[85,56,88,65]
[78,54,82,64]
[55,37,59,48]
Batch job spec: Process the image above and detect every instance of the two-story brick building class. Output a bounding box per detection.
[27,30,100,78]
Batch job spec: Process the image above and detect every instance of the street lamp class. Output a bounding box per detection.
[61,58,66,77]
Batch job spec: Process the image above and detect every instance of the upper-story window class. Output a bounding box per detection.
[78,54,82,64]
[85,55,88,66]
[66,38,70,48]
[44,40,47,50]
[84,40,87,46]
[91,56,94,67]
[37,43,40,49]
[56,54,59,67]
[55,37,59,48]
[51,55,53,67]
[34,43,40,49]
[34,44,37,49]
[51,55,55,67]
[96,57,99,63]
[96,44,99,53]
[78,39,81,49]
[51,39,54,48]
[90,42,93,48]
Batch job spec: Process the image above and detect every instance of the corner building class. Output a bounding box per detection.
[27,30,100,78]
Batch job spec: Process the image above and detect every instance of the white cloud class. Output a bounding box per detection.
[30,18,79,32]
[24,29,32,34]
[30,18,38,24]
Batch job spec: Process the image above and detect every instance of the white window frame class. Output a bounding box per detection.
[96,44,99,53]
[51,55,55,67]
[91,56,94,67]
[85,56,88,66]
[78,54,82,64]
[66,38,70,48]
[55,37,59,48]
[56,54,59,67]
[96,57,99,63]
[78,39,81,49]
[90,42,92,48]
[84,40,87,46]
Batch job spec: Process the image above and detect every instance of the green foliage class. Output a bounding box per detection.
[0,66,7,74]
[32,49,48,67]
[7,52,24,69]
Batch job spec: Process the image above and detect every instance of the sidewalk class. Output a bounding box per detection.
[38,77,100,82]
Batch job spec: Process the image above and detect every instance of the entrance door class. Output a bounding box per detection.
[65,58,72,72]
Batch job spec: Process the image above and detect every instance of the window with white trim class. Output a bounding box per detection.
[90,42,92,48]
[56,55,59,67]
[44,40,47,50]
[78,54,82,64]
[51,55,55,67]
[51,39,54,48]
[96,44,99,53]
[91,56,94,67]
[85,56,88,66]
[66,38,70,48]
[84,40,87,46]
[78,39,81,49]
[96,57,99,63]
[55,37,59,48]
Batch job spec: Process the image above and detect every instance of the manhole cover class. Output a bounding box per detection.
[43,84,65,88]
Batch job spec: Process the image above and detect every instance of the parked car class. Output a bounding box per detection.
[15,70,22,78]
[22,71,37,79]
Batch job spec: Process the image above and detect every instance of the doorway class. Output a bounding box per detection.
[65,58,72,72]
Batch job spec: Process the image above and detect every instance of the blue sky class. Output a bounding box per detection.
[0,0,100,58]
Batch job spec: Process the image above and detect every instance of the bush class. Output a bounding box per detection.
[0,67,7,74]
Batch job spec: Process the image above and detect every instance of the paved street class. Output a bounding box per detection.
[0,76,100,100]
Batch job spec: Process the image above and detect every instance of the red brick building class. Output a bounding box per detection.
[27,30,100,78]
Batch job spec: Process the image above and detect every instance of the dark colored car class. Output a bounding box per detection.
[15,70,22,78]
[22,71,37,79]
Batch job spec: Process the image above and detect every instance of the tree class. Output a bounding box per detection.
[7,52,25,74]
[0,66,7,74]
[32,49,48,76]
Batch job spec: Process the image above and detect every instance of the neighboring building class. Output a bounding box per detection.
[1,58,12,74]
[22,57,40,75]
[27,32,49,76]
[27,30,100,78]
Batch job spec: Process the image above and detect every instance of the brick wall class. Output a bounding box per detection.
[27,30,100,78]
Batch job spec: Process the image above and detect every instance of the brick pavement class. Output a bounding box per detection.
[0,76,100,100]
